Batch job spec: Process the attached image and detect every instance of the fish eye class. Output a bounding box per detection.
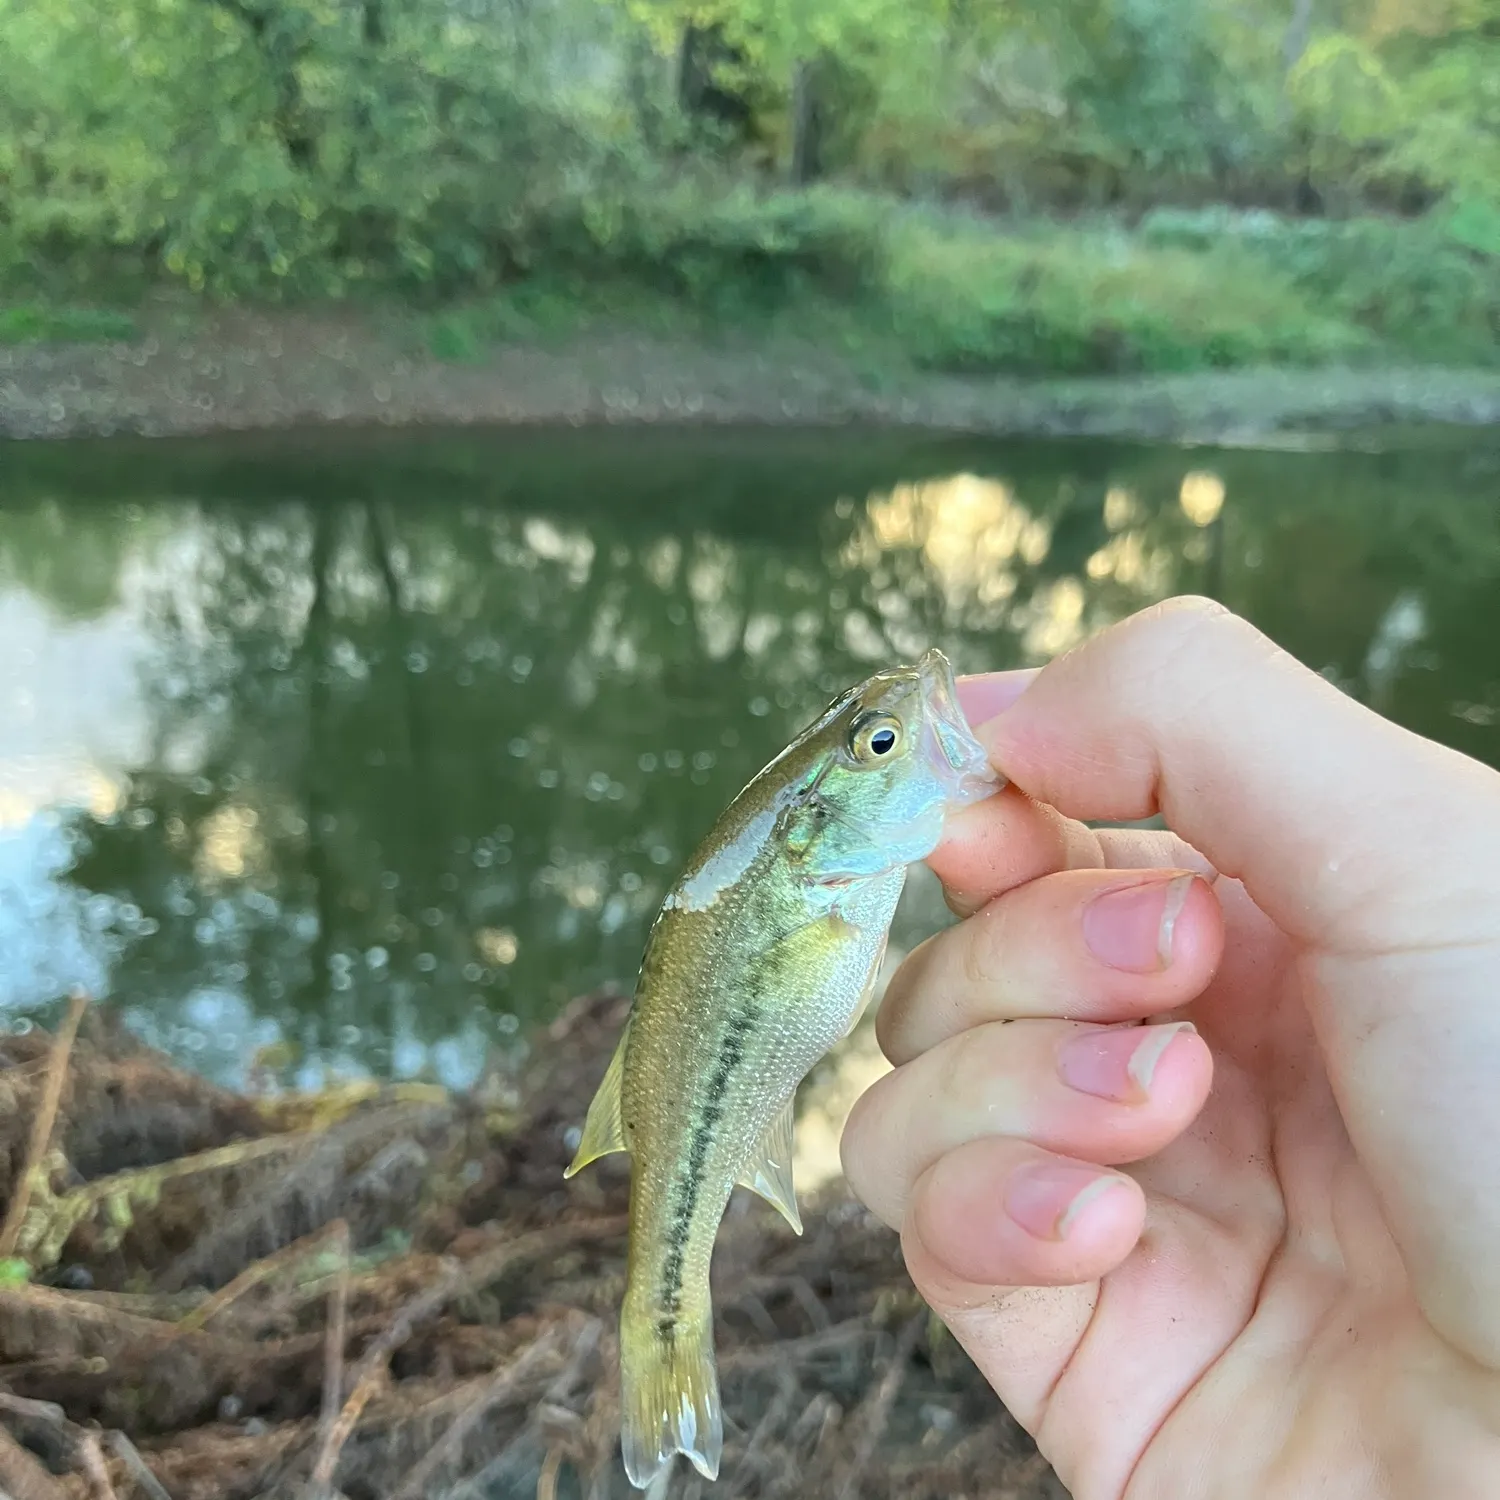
[849,711,904,764]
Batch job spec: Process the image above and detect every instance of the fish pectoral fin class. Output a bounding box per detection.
[736,1100,802,1235]
[563,1019,630,1178]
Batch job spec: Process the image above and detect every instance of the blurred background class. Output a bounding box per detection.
[0,0,1498,1091]
[2,0,1499,367]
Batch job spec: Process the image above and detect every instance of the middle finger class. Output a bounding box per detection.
[878,867,1223,1066]
[843,1015,1212,1231]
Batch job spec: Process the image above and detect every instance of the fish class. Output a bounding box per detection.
[564,647,999,1488]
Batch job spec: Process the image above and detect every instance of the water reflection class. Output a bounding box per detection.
[0,428,1496,1094]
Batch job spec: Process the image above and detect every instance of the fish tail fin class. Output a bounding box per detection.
[619,1302,722,1489]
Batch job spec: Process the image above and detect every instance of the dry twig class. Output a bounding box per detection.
[176,1220,349,1333]
[0,990,88,1260]
[308,1222,619,1493]
[74,1431,118,1500]
[104,1432,173,1500]
[536,1446,563,1500]
[389,1326,566,1500]
[312,1219,351,1495]
[0,1386,156,1500]
[0,1394,68,1425]
[835,1312,925,1500]
[321,1227,352,1417]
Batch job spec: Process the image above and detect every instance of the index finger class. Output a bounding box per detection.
[967,597,1500,954]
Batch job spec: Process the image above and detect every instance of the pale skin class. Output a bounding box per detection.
[840,597,1500,1499]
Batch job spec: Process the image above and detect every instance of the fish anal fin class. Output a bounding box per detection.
[620,1305,723,1488]
[736,1099,802,1235]
[563,1019,630,1179]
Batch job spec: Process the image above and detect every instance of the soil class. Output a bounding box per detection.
[0,991,1067,1500]
[4,299,1500,446]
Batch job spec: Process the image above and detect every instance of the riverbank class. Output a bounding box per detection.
[0,990,1059,1499]
[5,300,1500,447]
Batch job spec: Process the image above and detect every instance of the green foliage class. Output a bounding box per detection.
[1141,208,1500,361]
[1,0,1498,374]
[0,0,635,296]
[569,179,887,306]
[0,303,138,343]
[1288,3,1500,218]
[884,217,1365,375]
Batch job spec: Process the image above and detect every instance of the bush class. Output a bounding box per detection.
[1139,207,1500,361]
[560,178,891,310]
[882,218,1366,375]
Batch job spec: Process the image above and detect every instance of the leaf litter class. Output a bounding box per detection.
[0,990,1064,1499]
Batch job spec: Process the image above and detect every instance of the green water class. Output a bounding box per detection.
[0,425,1497,1091]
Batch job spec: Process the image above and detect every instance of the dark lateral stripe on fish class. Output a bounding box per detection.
[657,1006,759,1330]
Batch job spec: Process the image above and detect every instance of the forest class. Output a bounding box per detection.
[2,0,1499,374]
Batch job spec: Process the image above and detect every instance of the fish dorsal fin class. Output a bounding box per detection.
[563,1020,630,1178]
[736,1099,802,1235]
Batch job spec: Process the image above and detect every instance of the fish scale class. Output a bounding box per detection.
[565,647,999,1488]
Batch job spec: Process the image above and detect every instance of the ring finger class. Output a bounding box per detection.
[842,1015,1211,1230]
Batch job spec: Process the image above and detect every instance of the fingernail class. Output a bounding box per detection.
[1005,1161,1124,1242]
[1082,874,1195,972]
[1057,1021,1198,1103]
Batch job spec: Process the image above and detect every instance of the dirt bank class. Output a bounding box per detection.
[0,991,1062,1500]
[4,301,1500,446]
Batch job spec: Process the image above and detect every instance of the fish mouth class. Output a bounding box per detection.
[917,648,1002,807]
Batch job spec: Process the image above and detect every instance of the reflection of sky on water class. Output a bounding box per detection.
[0,816,116,1010]
[0,589,151,825]
[0,435,1495,1101]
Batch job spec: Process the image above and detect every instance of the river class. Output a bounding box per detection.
[1,425,1496,1151]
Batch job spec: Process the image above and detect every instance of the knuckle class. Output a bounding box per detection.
[839,1086,885,1197]
[961,902,1006,994]
[934,1020,1007,1107]
[1128,596,1261,666]
[930,1029,971,1106]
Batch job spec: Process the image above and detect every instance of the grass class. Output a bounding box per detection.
[421,193,1383,377]
[0,302,138,345]
[9,184,1500,379]
[882,218,1370,374]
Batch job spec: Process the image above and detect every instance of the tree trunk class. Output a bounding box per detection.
[212,0,319,171]
[1281,0,1315,76]
[789,58,821,185]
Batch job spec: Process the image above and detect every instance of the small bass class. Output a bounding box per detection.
[565,648,998,1487]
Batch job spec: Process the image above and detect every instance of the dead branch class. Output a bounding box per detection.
[75,1431,118,1500]
[313,1221,350,1492]
[0,1425,68,1500]
[0,981,1062,1500]
[156,1104,447,1293]
[727,1365,798,1493]
[0,991,89,1260]
[536,1446,563,1500]
[444,1315,601,1500]
[388,1326,566,1500]
[104,1432,174,1500]
[835,1312,925,1500]
[307,1220,620,1495]
[0,1393,69,1425]
[177,1222,349,1334]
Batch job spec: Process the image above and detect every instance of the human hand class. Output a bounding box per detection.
[841,598,1500,1498]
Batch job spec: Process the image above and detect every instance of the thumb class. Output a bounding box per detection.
[964,596,1500,1362]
